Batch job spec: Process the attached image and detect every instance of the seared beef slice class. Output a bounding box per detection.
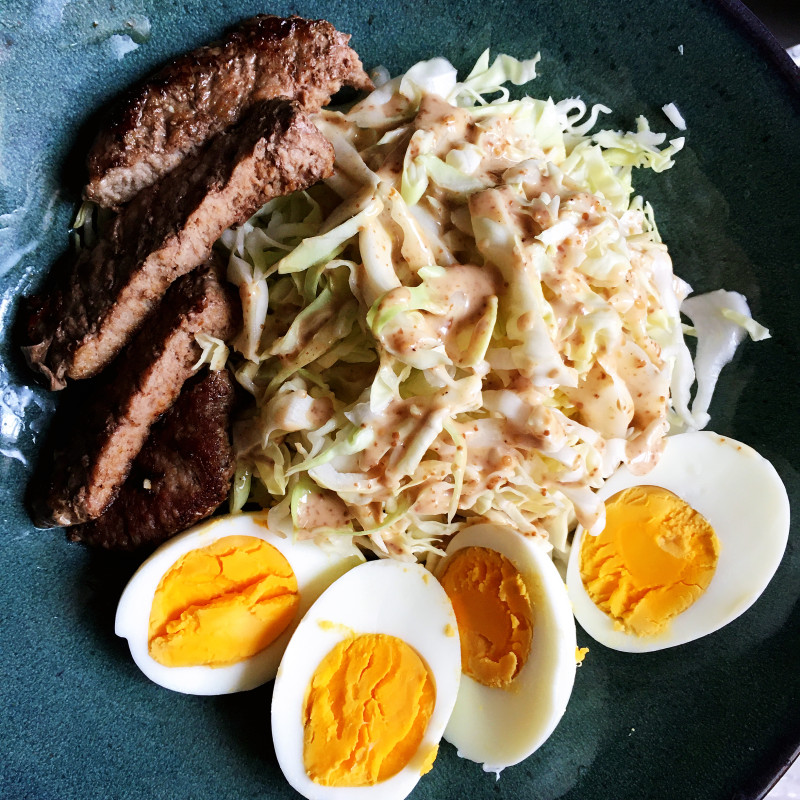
[85,14,371,207]
[69,369,236,551]
[34,259,239,528]
[24,99,334,390]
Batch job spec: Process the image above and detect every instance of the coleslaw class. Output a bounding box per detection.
[213,51,767,562]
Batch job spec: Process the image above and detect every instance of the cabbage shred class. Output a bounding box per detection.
[216,51,758,561]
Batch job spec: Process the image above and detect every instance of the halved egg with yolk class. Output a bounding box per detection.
[115,512,362,694]
[566,431,790,652]
[434,524,577,773]
[271,559,461,800]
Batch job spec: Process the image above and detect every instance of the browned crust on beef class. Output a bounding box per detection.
[85,14,371,207]
[33,258,239,528]
[67,369,236,551]
[24,99,334,390]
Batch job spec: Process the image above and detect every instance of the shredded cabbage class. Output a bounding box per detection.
[217,51,766,560]
[678,290,769,429]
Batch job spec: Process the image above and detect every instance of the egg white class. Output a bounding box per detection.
[271,559,461,800]
[115,512,363,694]
[434,524,577,773]
[566,431,790,653]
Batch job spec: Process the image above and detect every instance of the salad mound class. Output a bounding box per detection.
[215,51,762,562]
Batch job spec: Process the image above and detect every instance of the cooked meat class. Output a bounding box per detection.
[85,14,371,207]
[68,369,236,551]
[24,99,334,390]
[32,258,239,528]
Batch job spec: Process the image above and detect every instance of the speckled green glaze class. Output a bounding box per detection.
[1,1,798,799]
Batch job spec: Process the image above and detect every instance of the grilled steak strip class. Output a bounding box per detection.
[85,14,371,207]
[68,369,236,551]
[33,258,239,529]
[24,99,334,390]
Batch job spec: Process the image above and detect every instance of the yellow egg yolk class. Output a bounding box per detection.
[438,546,533,688]
[302,634,436,787]
[148,535,299,668]
[579,485,720,637]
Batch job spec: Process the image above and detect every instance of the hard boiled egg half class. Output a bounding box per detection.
[271,559,461,800]
[566,431,790,652]
[434,524,578,774]
[115,512,362,694]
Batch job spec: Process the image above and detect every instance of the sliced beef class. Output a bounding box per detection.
[32,257,239,528]
[85,14,371,207]
[24,99,334,390]
[68,369,236,551]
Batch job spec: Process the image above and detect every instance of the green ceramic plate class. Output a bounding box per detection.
[1,1,798,798]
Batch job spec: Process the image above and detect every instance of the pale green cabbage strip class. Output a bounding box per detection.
[215,51,765,560]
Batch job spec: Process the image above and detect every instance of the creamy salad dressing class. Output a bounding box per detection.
[217,52,747,560]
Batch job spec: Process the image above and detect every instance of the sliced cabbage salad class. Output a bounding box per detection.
[215,51,766,561]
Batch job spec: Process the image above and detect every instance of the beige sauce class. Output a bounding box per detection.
[296,490,351,531]
[414,94,475,155]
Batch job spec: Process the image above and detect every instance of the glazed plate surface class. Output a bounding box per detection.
[1,1,798,798]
